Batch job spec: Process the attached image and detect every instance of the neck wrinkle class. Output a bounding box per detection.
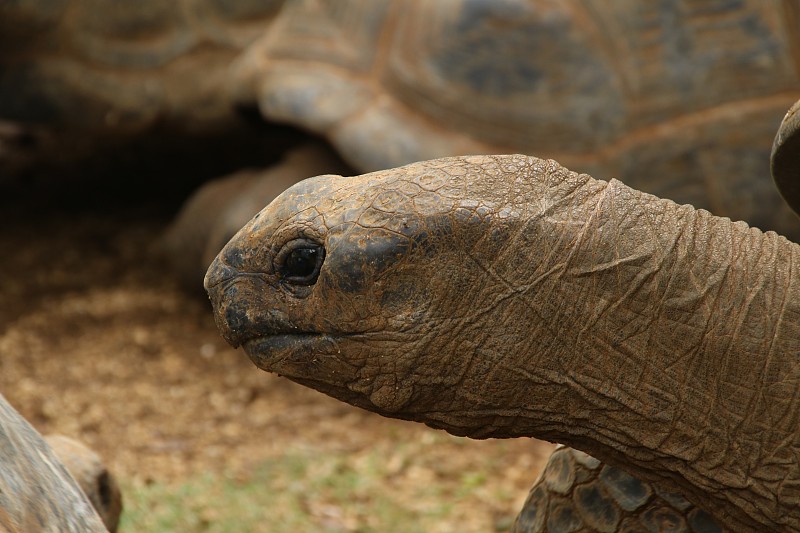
[459,175,800,531]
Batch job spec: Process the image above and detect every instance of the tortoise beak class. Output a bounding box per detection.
[205,255,300,349]
[204,255,249,347]
[204,254,238,292]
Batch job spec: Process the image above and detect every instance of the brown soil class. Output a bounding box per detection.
[0,193,554,530]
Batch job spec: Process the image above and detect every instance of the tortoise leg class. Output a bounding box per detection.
[771,99,800,216]
[512,446,722,533]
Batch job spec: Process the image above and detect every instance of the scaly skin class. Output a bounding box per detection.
[513,446,721,533]
[205,155,800,531]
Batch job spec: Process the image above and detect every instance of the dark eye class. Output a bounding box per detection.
[277,240,325,285]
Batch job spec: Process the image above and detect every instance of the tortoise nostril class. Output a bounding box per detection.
[204,256,239,291]
[209,279,265,348]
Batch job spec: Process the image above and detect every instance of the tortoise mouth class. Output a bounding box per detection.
[243,333,338,372]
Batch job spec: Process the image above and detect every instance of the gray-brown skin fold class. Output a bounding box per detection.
[205,155,800,532]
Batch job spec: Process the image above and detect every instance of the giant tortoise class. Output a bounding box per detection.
[0,0,284,132]
[203,102,800,531]
[3,0,800,238]
[0,0,293,178]
[167,0,800,288]
[232,0,800,240]
[3,1,800,530]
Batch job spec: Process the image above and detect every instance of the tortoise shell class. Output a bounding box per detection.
[235,0,800,237]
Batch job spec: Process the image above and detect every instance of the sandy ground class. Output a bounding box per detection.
[0,193,554,531]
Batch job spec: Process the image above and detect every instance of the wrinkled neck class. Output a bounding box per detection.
[430,177,800,531]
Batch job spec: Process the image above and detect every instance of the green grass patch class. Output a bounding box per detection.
[119,447,487,533]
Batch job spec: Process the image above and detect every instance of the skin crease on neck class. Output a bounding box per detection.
[205,154,800,532]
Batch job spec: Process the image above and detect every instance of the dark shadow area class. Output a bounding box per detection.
[0,116,308,218]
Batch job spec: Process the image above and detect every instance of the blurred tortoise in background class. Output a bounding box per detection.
[204,99,800,532]
[0,0,285,133]
[3,0,800,246]
[0,394,121,533]
[0,0,295,178]
[232,0,800,238]
[165,0,800,286]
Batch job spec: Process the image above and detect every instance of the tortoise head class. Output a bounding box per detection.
[772,98,800,216]
[204,155,579,422]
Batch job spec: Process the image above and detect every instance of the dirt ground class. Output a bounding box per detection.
[0,186,554,531]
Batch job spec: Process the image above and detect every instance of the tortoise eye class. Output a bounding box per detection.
[276,240,325,285]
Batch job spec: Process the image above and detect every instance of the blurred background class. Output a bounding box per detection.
[1,1,798,531]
